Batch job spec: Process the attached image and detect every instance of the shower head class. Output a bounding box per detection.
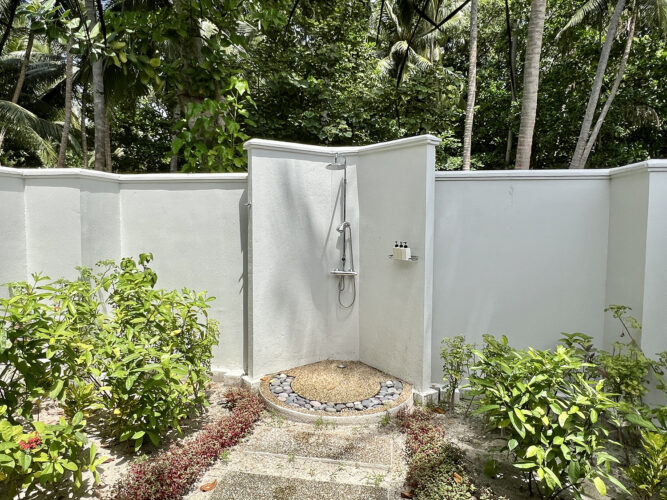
[336,221,350,233]
[327,152,347,169]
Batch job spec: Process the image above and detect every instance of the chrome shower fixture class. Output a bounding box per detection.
[328,152,356,308]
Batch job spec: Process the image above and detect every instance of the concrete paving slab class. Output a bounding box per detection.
[207,471,388,500]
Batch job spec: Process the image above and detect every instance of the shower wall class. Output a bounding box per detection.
[246,143,360,379]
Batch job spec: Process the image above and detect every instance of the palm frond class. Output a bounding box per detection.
[0,100,62,141]
[557,0,610,39]
[408,49,432,71]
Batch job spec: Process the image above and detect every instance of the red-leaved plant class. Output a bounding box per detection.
[107,388,263,500]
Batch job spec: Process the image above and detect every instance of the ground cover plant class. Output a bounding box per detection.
[0,254,219,494]
[106,388,264,500]
[397,407,502,500]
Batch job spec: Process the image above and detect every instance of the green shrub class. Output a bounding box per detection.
[440,336,475,411]
[84,254,219,450]
[470,339,626,499]
[0,406,105,497]
[624,430,667,499]
[0,253,219,454]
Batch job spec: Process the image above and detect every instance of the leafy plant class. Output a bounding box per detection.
[107,388,263,500]
[0,406,104,497]
[469,339,627,499]
[172,77,255,172]
[0,254,219,453]
[440,336,475,411]
[624,430,667,499]
[83,254,219,450]
[396,407,502,500]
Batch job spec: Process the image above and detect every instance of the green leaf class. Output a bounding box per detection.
[558,411,568,428]
[514,407,526,423]
[507,439,518,452]
[50,379,64,399]
[593,477,606,496]
[62,461,78,471]
[131,431,145,440]
[568,460,581,484]
[514,462,538,469]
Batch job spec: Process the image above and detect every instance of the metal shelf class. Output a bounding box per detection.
[387,255,419,262]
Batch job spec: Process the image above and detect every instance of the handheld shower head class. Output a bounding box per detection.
[337,221,350,233]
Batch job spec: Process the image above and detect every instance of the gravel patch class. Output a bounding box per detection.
[288,360,391,402]
[260,361,411,417]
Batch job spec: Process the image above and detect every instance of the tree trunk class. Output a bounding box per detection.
[81,85,88,168]
[514,0,547,170]
[0,31,34,154]
[505,5,518,165]
[169,104,181,172]
[104,110,112,171]
[0,0,19,56]
[57,37,74,168]
[85,0,107,171]
[580,12,636,168]
[569,0,625,169]
[462,0,479,171]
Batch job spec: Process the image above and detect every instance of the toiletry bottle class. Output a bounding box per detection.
[404,241,411,260]
[399,241,406,260]
[393,241,401,259]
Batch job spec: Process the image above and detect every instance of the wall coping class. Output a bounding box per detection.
[434,159,667,181]
[0,166,248,183]
[244,134,442,157]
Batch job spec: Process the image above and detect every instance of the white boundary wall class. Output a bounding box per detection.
[0,167,248,379]
[1,146,666,393]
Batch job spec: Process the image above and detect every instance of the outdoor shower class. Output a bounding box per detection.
[329,153,357,308]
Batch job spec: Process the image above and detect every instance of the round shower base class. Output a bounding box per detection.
[259,360,413,424]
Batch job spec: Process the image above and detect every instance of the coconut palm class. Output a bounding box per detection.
[56,35,73,166]
[376,0,468,85]
[84,0,107,171]
[461,0,478,171]
[514,0,547,170]
[563,0,667,168]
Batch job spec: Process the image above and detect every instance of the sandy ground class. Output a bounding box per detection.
[288,360,397,403]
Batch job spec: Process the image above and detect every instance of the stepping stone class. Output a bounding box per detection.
[207,472,387,500]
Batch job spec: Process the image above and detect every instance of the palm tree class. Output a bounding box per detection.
[579,12,637,167]
[376,0,434,83]
[84,0,107,171]
[504,0,518,165]
[566,0,626,169]
[514,0,547,170]
[563,0,666,168]
[0,29,34,154]
[57,35,73,167]
[0,0,19,56]
[461,0,478,171]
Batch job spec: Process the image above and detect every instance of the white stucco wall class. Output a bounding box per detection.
[0,170,26,296]
[2,155,666,391]
[0,167,248,377]
[431,171,611,382]
[641,167,667,360]
[603,166,649,349]
[357,137,438,391]
[245,143,361,379]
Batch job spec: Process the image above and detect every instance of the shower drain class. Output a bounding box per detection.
[268,374,403,413]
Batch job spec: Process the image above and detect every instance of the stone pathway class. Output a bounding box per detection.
[186,410,408,500]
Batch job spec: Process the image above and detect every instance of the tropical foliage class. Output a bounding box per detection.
[0,0,664,170]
